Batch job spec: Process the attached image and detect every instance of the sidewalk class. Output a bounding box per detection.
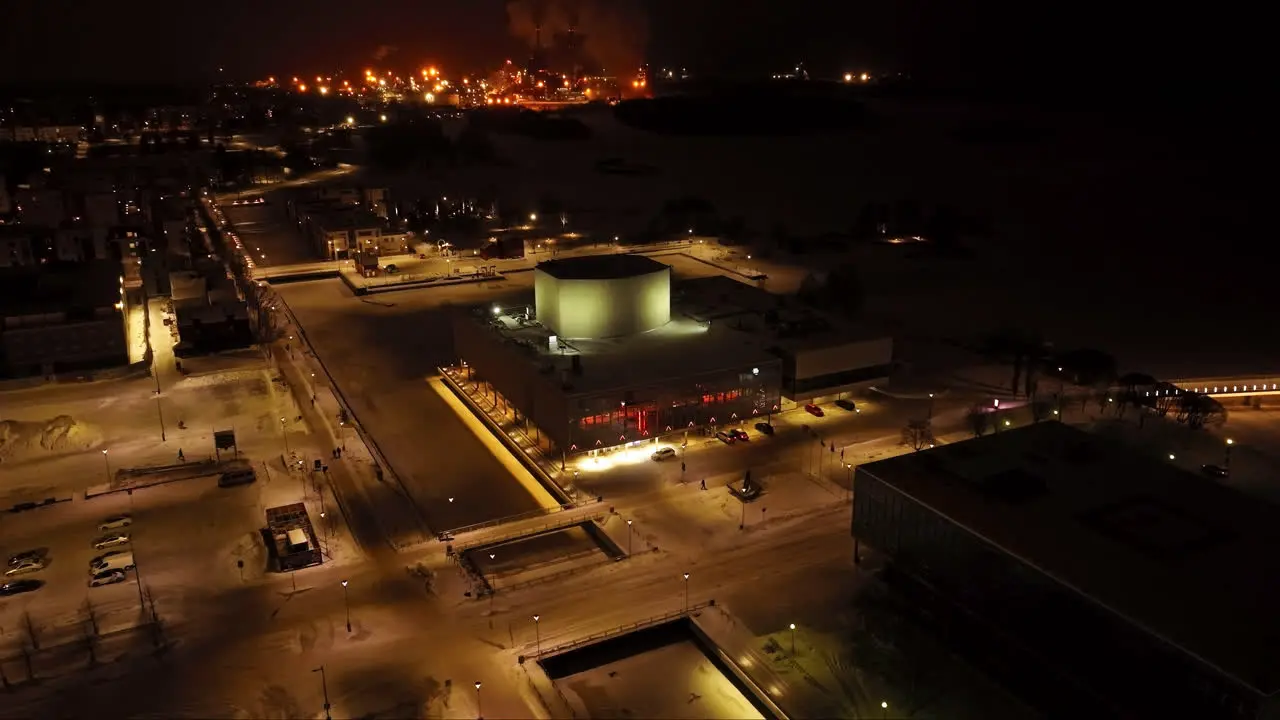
[696,604,844,719]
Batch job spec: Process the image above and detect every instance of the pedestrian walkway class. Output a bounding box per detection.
[696,604,840,719]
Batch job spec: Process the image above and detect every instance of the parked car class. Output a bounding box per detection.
[91,552,136,574]
[715,431,736,444]
[90,550,127,568]
[728,429,750,442]
[804,403,825,417]
[89,570,127,588]
[92,533,131,551]
[834,399,858,412]
[754,422,775,436]
[0,579,43,596]
[8,549,42,567]
[384,264,399,274]
[4,558,46,577]
[98,515,132,532]
[651,447,677,461]
[1201,464,1229,478]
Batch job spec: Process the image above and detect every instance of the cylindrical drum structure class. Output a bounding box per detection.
[534,255,671,338]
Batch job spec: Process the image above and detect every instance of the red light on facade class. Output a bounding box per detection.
[570,444,578,450]
[619,435,626,442]
[709,417,716,424]
[595,439,603,446]
[665,426,673,432]
[730,413,738,419]
[642,430,650,436]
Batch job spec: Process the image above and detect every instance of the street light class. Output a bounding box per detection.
[474,681,483,719]
[313,665,332,720]
[881,700,889,718]
[1226,437,1235,470]
[928,392,934,420]
[533,614,541,655]
[102,449,111,482]
[626,519,634,557]
[789,622,796,655]
[341,580,351,632]
[280,416,291,456]
[682,572,690,612]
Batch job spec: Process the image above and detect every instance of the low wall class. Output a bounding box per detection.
[438,370,572,506]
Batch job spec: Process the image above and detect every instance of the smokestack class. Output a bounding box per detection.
[535,24,542,49]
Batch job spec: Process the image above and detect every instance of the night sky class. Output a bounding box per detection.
[0,0,1262,95]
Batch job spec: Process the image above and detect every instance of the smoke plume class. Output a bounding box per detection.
[506,0,648,76]
[372,44,399,62]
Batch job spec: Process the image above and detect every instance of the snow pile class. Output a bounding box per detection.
[0,415,102,463]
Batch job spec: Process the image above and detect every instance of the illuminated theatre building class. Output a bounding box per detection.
[451,255,891,464]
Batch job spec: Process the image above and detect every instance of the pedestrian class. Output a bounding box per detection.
[681,462,686,473]
[700,478,706,490]
[177,448,185,462]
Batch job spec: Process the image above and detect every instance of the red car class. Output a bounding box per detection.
[804,403,825,417]
[728,429,749,442]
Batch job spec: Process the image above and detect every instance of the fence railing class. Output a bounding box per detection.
[529,602,711,660]
[450,510,604,554]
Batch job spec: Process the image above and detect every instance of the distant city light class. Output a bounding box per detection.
[844,72,853,82]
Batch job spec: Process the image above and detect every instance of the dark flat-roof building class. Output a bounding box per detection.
[853,422,1280,719]
[0,260,128,378]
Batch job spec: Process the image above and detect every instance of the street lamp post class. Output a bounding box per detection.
[280,417,291,457]
[341,580,351,632]
[739,500,745,530]
[533,614,541,656]
[313,665,332,720]
[153,371,166,442]
[474,681,483,719]
[102,449,111,482]
[928,392,935,420]
[789,623,796,655]
[626,519,634,557]
[682,572,690,613]
[128,489,145,611]
[1226,438,1234,471]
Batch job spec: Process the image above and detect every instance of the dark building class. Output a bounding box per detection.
[0,260,129,378]
[852,422,1280,719]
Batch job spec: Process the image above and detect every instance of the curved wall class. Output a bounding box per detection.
[534,267,671,338]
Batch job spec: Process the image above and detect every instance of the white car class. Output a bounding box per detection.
[98,515,132,532]
[89,570,127,588]
[4,558,46,577]
[651,447,677,462]
[92,534,131,550]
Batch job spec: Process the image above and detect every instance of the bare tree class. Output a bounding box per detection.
[21,612,38,651]
[1177,393,1227,430]
[901,420,935,452]
[82,624,98,666]
[82,598,99,636]
[966,408,990,437]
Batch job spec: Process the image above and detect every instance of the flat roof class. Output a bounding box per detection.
[470,279,781,396]
[536,254,668,280]
[0,260,122,316]
[858,422,1280,696]
[674,274,888,349]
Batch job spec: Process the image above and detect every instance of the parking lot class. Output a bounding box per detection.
[0,469,298,653]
